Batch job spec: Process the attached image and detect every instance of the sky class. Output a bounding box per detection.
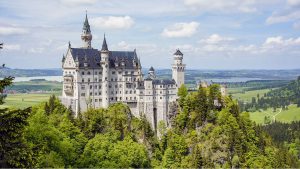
[0,0,300,70]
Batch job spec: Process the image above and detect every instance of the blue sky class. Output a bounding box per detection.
[0,0,300,69]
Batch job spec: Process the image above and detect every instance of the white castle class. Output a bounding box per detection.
[61,14,185,130]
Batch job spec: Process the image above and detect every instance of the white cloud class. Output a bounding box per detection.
[28,48,45,54]
[183,0,257,13]
[262,36,300,50]
[0,26,28,35]
[287,0,300,7]
[161,22,199,38]
[60,0,97,6]
[2,44,21,51]
[266,10,300,24]
[90,16,134,29]
[199,34,235,44]
[116,41,157,53]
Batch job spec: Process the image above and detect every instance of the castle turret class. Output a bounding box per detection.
[172,49,185,88]
[81,12,92,48]
[148,66,156,79]
[100,35,110,108]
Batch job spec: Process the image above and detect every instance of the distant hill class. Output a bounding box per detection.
[0,67,62,78]
[242,76,300,111]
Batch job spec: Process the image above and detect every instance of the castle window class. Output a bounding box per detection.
[115,85,117,88]
[112,71,115,74]
[81,85,85,90]
[90,92,92,95]
[81,71,85,75]
[134,90,136,94]
[130,90,132,94]
[131,71,134,74]
[118,71,122,74]
[99,72,102,75]
[111,91,113,94]
[90,85,92,89]
[120,97,122,100]
[95,71,97,75]
[88,78,90,82]
[87,71,91,75]
[125,91,128,94]
[126,97,128,100]
[95,99,98,102]
[115,91,117,94]
[109,85,112,88]
[111,78,113,81]
[94,85,97,89]
[115,78,117,81]
[95,78,97,82]
[81,93,85,96]
[99,85,101,89]
[130,97,132,100]
[125,71,128,75]
[120,91,122,94]
[99,92,101,95]
[134,97,136,100]
[115,97,118,101]
[82,79,85,82]
[160,91,162,94]
[119,84,122,87]
[95,92,97,95]
[160,97,162,99]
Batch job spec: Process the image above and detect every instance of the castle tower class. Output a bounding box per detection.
[81,12,92,48]
[172,49,185,88]
[100,35,110,108]
[148,66,156,79]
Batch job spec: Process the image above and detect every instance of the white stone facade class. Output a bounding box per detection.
[60,15,185,131]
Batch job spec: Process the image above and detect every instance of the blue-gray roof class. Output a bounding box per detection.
[174,49,183,55]
[69,48,140,69]
[153,79,176,85]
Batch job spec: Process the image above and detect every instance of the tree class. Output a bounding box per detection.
[178,84,188,108]
[0,108,33,168]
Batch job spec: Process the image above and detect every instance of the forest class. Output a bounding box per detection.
[240,77,300,112]
[1,77,300,168]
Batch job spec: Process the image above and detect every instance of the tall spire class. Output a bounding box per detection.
[83,10,91,33]
[81,11,92,48]
[101,34,108,51]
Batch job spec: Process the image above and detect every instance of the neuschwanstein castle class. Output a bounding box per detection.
[61,14,185,130]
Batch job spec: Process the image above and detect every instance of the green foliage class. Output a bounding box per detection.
[0,76,14,104]
[1,82,299,168]
[0,107,33,168]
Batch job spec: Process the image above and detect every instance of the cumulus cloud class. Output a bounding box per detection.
[0,26,28,35]
[183,0,257,13]
[90,16,134,29]
[161,22,199,38]
[266,10,300,24]
[262,36,300,50]
[198,34,235,44]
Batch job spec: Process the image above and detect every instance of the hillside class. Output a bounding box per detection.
[2,84,299,168]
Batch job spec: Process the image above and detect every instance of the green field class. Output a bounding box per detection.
[249,104,300,124]
[0,93,60,109]
[229,88,273,103]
